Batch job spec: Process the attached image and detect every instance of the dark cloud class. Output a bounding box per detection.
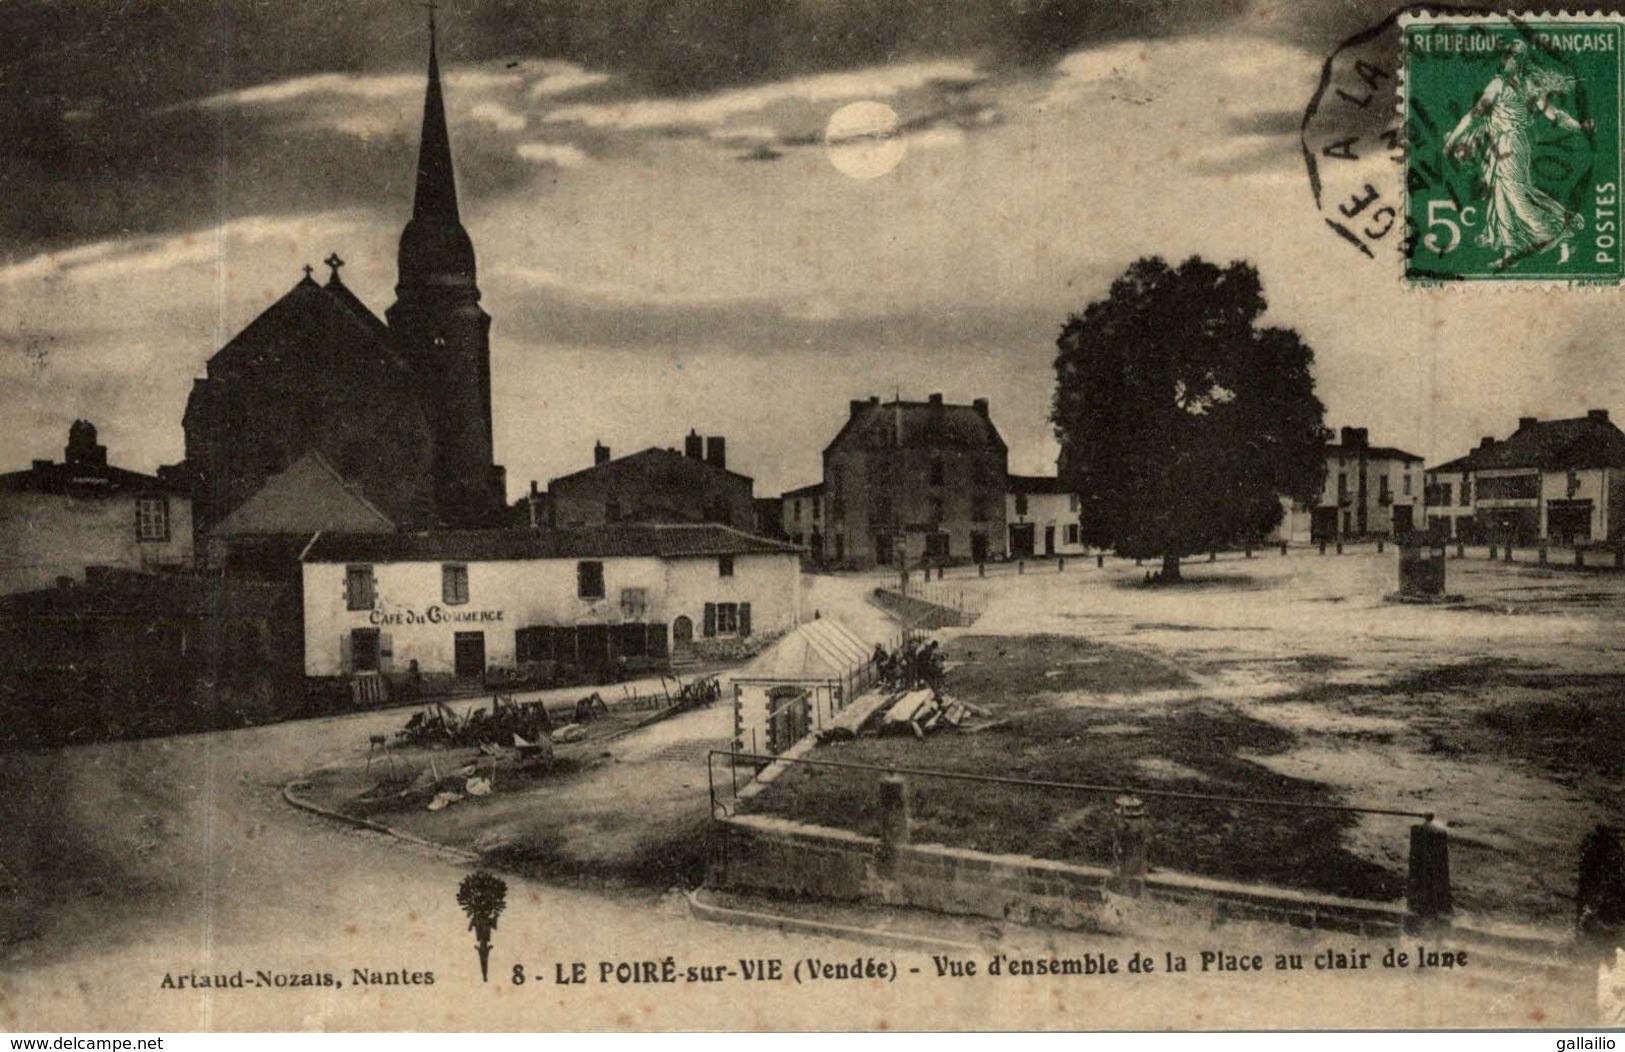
[0,0,1272,257]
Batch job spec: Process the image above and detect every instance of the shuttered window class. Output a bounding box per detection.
[442,563,469,605]
[345,565,375,611]
[136,497,169,542]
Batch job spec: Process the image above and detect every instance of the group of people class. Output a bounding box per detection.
[872,638,945,693]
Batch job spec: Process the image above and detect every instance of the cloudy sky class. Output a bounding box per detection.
[3,0,1622,497]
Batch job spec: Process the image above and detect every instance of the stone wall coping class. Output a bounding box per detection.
[1146,870,1406,919]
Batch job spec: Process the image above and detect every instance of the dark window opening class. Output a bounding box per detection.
[577,560,605,599]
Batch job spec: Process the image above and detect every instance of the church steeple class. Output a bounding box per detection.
[387,6,505,529]
[397,7,478,293]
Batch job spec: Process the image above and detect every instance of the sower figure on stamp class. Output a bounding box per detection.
[1443,40,1593,269]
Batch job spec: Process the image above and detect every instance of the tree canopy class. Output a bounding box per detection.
[1051,256,1326,580]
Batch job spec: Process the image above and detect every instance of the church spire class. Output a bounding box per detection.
[413,7,459,224]
[396,4,477,292]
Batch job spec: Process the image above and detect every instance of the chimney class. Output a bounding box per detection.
[1518,416,1537,430]
[973,398,989,416]
[705,436,726,470]
[1339,425,1368,448]
[870,396,880,406]
[528,480,539,529]
[849,399,869,418]
[65,420,106,467]
[928,393,943,405]
[1589,408,1611,423]
[685,429,703,459]
[593,441,610,466]
[31,459,51,472]
[1479,436,1496,450]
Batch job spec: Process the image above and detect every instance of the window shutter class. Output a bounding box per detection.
[739,602,752,638]
[134,499,143,540]
[379,632,394,674]
[647,623,668,658]
[340,632,353,675]
[703,603,717,638]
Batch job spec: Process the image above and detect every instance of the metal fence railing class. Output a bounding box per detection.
[705,748,1451,926]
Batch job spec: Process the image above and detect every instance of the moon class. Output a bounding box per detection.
[824,101,906,180]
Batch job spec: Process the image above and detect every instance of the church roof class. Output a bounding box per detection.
[211,452,395,536]
[204,273,404,380]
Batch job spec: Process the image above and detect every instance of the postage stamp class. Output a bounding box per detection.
[1402,12,1624,286]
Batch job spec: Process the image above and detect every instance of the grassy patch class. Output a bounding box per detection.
[750,634,1401,903]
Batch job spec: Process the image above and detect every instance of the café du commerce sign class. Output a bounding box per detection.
[367,605,506,627]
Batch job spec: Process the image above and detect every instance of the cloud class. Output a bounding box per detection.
[192,72,422,109]
[543,60,982,133]
[515,142,589,167]
[470,101,527,132]
[528,65,613,99]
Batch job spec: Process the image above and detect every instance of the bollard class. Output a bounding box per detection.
[1377,539,1384,554]
[878,775,911,872]
[1539,545,1548,566]
[978,562,985,578]
[1406,818,1453,932]
[1336,541,1344,555]
[1245,544,1253,559]
[1112,796,1148,898]
[1456,543,1465,559]
[1319,540,1327,555]
[1097,553,1105,569]
[1504,544,1513,563]
[1489,543,1498,560]
[1280,541,1288,557]
[938,566,945,581]
[1209,550,1217,562]
[1135,557,1143,567]
[1576,824,1625,963]
[1018,560,1025,575]
[1577,548,1586,569]
[1058,556,1065,572]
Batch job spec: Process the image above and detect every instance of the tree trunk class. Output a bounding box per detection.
[1160,553,1182,582]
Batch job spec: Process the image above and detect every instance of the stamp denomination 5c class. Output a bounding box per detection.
[1402,12,1623,286]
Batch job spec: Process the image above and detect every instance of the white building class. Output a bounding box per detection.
[1275,427,1422,543]
[1005,475,1086,558]
[1425,410,1625,546]
[0,421,193,595]
[301,525,801,686]
[780,482,824,551]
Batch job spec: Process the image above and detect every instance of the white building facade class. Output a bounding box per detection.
[301,525,800,683]
[1275,427,1422,543]
[1005,476,1087,558]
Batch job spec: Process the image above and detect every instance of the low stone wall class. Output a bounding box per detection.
[710,812,1410,936]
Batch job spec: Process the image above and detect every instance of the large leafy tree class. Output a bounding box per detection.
[1051,256,1326,582]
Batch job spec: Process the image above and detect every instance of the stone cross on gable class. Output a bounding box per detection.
[324,253,345,281]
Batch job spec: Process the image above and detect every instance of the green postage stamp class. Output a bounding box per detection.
[1403,12,1624,286]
